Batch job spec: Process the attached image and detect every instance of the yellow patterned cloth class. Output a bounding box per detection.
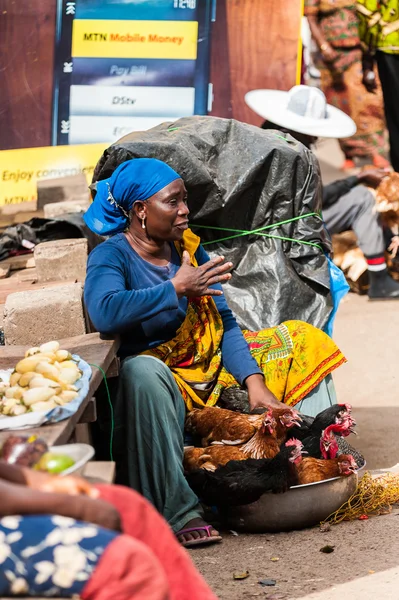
[357,0,399,54]
[143,230,346,410]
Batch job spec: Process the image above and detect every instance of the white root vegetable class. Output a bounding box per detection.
[29,377,61,391]
[30,400,57,412]
[57,368,81,385]
[22,388,55,406]
[55,360,78,371]
[9,405,27,416]
[39,341,60,353]
[55,350,72,362]
[57,390,79,403]
[10,372,21,387]
[16,355,51,374]
[34,362,61,382]
[1,399,19,414]
[5,387,24,400]
[25,347,40,357]
[66,384,78,392]
[39,352,57,363]
[19,372,42,387]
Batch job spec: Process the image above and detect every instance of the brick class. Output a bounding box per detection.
[4,283,86,346]
[37,174,88,209]
[44,198,90,219]
[34,239,88,283]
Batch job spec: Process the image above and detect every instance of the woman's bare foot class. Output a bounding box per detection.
[176,517,222,548]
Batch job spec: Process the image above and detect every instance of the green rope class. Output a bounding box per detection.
[191,212,323,250]
[272,133,290,142]
[89,363,114,462]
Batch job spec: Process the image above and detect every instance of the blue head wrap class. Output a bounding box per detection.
[84,158,181,235]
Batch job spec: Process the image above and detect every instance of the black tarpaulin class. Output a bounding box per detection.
[92,116,333,330]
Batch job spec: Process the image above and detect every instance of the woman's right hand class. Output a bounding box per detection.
[171,251,233,298]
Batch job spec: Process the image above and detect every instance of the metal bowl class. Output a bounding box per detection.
[222,472,360,533]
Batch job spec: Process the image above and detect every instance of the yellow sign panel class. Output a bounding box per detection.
[0,143,107,207]
[72,19,198,60]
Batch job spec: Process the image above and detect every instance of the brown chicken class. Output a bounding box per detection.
[186,406,262,447]
[375,172,399,228]
[186,405,301,447]
[184,406,302,471]
[183,445,246,472]
[286,439,357,485]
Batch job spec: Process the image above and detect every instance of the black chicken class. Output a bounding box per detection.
[336,436,365,469]
[285,404,355,460]
[218,387,252,413]
[185,441,303,507]
[288,402,354,441]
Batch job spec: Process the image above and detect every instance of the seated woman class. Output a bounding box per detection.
[0,461,216,599]
[84,158,346,548]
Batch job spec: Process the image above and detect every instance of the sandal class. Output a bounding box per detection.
[176,524,222,548]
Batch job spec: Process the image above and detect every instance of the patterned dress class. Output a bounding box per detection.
[305,0,388,160]
[0,515,117,597]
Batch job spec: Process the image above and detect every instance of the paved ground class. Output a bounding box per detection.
[191,140,399,599]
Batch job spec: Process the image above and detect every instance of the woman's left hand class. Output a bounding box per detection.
[23,468,99,498]
[245,374,283,412]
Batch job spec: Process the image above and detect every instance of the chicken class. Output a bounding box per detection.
[289,403,354,442]
[184,406,303,471]
[185,441,304,507]
[183,445,246,472]
[286,439,357,485]
[186,406,264,447]
[186,405,301,448]
[335,436,366,469]
[296,454,358,485]
[218,387,251,413]
[302,420,355,459]
[375,172,399,231]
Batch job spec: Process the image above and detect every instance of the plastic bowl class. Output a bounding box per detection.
[222,467,364,533]
[48,443,95,476]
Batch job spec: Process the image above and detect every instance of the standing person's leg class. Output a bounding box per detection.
[377,51,399,172]
[319,64,356,168]
[115,355,221,546]
[98,484,218,600]
[319,59,388,167]
[323,186,399,298]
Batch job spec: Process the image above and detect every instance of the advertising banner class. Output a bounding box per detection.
[0,144,106,207]
[52,0,213,146]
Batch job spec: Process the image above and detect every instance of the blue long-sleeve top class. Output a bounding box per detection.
[84,233,262,385]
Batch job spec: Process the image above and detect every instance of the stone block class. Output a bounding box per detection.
[4,283,86,346]
[44,198,91,219]
[37,174,89,209]
[34,239,88,283]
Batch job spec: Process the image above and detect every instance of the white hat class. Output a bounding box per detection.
[245,85,357,139]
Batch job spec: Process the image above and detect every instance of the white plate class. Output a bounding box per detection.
[48,443,95,476]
